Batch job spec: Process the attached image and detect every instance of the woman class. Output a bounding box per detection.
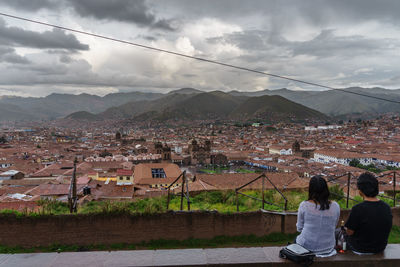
[296,175,340,256]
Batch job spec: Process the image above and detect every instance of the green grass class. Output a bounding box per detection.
[0,189,396,217]
[389,225,400,244]
[199,168,256,174]
[199,169,217,174]
[199,165,229,174]
[235,168,256,173]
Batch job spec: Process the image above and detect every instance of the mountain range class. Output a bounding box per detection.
[233,87,400,117]
[0,87,399,122]
[67,90,327,122]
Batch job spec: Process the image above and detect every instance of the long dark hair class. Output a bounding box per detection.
[308,175,331,210]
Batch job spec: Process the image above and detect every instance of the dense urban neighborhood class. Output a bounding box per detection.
[0,114,399,212]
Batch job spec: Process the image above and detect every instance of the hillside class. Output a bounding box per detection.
[0,91,163,121]
[98,91,325,122]
[236,87,400,117]
[2,87,400,122]
[0,103,39,121]
[65,111,98,121]
[99,93,193,119]
[146,91,247,121]
[230,95,327,121]
[167,88,203,95]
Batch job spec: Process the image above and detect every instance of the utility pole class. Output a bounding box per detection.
[68,157,78,213]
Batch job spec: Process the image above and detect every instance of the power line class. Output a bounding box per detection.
[1,12,400,104]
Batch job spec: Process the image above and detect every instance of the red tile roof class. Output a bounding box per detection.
[116,169,133,176]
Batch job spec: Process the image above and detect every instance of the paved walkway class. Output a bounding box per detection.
[0,245,399,267]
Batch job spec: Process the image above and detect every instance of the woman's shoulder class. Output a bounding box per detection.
[299,200,314,209]
[330,201,340,210]
[299,200,310,206]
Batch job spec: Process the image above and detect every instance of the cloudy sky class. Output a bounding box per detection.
[0,0,399,97]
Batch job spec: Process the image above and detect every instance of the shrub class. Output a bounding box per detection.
[329,185,345,201]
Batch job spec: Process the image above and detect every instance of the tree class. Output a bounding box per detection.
[100,150,112,157]
[0,136,6,144]
[349,159,360,167]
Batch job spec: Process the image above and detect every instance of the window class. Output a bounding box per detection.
[126,176,130,180]
[151,168,166,178]
[119,176,123,180]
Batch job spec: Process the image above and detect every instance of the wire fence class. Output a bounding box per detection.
[165,171,399,212]
[235,173,288,211]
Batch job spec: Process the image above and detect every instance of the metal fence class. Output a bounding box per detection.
[166,171,192,211]
[165,170,398,212]
[235,173,288,212]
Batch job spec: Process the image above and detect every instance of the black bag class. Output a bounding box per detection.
[279,243,315,266]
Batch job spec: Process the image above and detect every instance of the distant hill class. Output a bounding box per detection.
[0,102,39,122]
[93,91,325,122]
[1,87,400,122]
[230,95,327,121]
[99,93,192,119]
[167,88,203,95]
[0,91,163,121]
[145,91,247,121]
[65,111,98,121]
[234,87,400,117]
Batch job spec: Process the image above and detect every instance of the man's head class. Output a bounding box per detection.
[357,172,379,198]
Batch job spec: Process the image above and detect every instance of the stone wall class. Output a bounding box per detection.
[0,208,398,247]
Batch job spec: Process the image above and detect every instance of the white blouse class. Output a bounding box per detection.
[296,200,340,254]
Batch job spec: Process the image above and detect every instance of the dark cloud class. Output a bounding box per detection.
[59,55,72,63]
[208,30,274,51]
[0,0,58,11]
[0,47,13,55]
[212,29,398,60]
[156,0,400,26]
[0,46,30,64]
[68,0,176,31]
[1,53,30,64]
[0,19,89,51]
[1,0,400,95]
[291,30,398,58]
[296,0,400,26]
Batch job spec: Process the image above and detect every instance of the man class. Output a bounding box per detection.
[345,172,393,254]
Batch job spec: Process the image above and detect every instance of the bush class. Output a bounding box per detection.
[349,159,360,167]
[37,199,69,215]
[329,185,344,201]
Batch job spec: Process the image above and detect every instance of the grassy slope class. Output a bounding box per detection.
[65,111,98,120]
[230,95,327,121]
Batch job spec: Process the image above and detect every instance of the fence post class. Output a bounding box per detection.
[394,172,397,207]
[262,174,265,210]
[167,187,170,210]
[186,174,190,211]
[236,189,239,212]
[346,172,351,209]
[180,173,185,211]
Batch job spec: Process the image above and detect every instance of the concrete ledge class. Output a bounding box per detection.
[0,245,400,267]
